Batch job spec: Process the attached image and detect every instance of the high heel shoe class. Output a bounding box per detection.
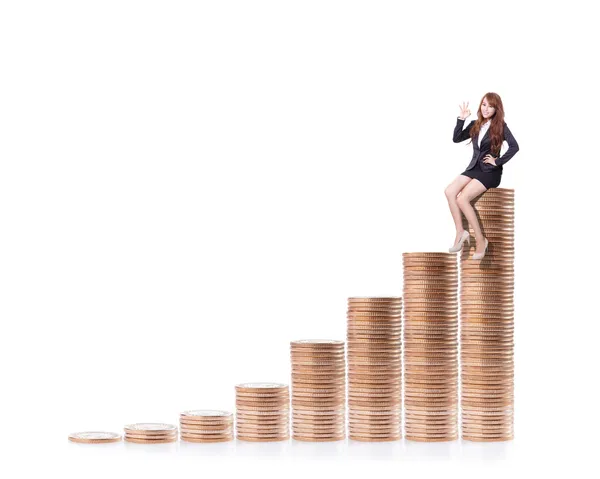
[449,230,470,253]
[471,238,489,260]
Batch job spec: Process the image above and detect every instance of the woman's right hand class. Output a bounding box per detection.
[458,101,471,120]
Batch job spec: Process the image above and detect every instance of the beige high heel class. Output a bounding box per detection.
[449,230,470,253]
[471,238,489,260]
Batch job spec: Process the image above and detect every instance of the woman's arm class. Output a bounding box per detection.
[495,123,519,166]
[453,118,474,143]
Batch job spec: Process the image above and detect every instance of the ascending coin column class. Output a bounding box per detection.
[347,297,403,442]
[123,423,178,444]
[290,340,346,441]
[235,382,290,442]
[402,253,459,442]
[460,188,514,441]
[179,410,234,443]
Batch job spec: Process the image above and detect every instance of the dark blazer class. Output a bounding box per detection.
[453,117,519,172]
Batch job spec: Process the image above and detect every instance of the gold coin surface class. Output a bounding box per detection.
[68,432,122,444]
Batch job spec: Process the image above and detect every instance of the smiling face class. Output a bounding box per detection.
[481,97,496,120]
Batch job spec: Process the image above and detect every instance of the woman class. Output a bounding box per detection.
[445,93,520,260]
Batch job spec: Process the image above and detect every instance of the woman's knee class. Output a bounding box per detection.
[456,194,471,208]
[445,185,459,199]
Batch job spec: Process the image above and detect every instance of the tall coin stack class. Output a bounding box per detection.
[460,188,514,441]
[402,253,459,442]
[235,382,290,442]
[123,423,178,443]
[347,297,403,441]
[290,339,346,442]
[179,410,234,443]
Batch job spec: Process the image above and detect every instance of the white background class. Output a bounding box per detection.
[1,0,598,477]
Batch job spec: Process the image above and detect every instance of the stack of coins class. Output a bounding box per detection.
[235,382,290,442]
[123,423,178,443]
[179,410,234,443]
[402,252,459,442]
[347,297,403,441]
[290,339,346,441]
[68,432,122,444]
[460,187,514,442]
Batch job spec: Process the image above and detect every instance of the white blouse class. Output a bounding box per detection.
[460,117,508,157]
[478,119,491,148]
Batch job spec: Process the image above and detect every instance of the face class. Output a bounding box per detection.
[481,98,496,119]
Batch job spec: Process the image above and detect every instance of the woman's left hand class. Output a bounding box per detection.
[483,154,498,166]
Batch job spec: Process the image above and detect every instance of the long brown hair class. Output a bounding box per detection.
[467,92,505,156]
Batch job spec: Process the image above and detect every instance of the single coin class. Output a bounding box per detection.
[180,422,232,431]
[124,437,177,444]
[180,410,233,419]
[124,432,177,440]
[235,390,289,401]
[235,382,288,390]
[403,252,456,258]
[124,423,177,434]
[236,436,290,442]
[179,426,233,434]
[349,434,402,442]
[291,339,344,346]
[68,432,122,444]
[180,436,233,443]
[348,296,402,301]
[293,436,345,442]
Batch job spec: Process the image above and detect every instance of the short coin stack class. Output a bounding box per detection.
[68,431,122,444]
[123,423,178,443]
[347,297,403,441]
[290,339,346,441]
[460,187,514,441]
[402,252,459,442]
[179,410,234,443]
[235,382,290,442]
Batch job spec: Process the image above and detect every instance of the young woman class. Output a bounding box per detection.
[445,93,519,260]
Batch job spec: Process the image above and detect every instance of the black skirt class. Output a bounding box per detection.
[460,162,502,189]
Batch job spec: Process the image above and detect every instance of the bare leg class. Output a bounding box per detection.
[456,179,488,253]
[445,175,474,246]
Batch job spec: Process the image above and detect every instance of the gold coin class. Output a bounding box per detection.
[236,427,290,436]
[347,304,403,310]
[235,382,288,391]
[347,311,402,318]
[347,327,402,334]
[124,437,177,444]
[180,428,233,436]
[292,416,345,424]
[347,345,402,352]
[124,423,177,435]
[68,432,122,444]
[349,434,402,442]
[291,339,344,346]
[180,409,233,420]
[235,390,289,401]
[124,432,178,440]
[291,428,346,436]
[180,436,233,443]
[235,411,289,418]
[179,421,232,430]
[292,429,345,435]
[292,436,345,442]
[236,436,290,442]
[403,252,456,258]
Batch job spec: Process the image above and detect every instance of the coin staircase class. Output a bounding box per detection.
[68,188,514,445]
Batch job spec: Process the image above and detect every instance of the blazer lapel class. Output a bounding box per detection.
[479,128,490,149]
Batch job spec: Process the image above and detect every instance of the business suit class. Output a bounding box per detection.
[453,117,520,189]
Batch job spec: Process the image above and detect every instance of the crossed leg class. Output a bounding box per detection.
[456,179,488,253]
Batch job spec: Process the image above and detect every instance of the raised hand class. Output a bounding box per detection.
[458,101,471,120]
